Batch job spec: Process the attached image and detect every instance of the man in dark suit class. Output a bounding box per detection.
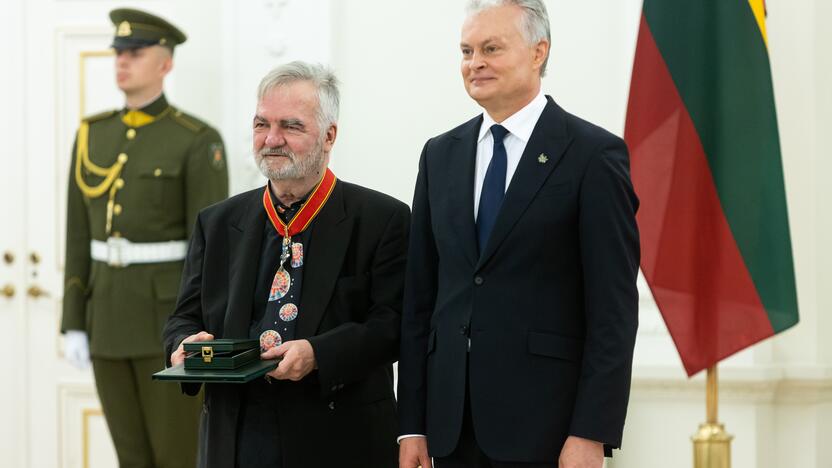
[162,61,408,468]
[397,1,639,467]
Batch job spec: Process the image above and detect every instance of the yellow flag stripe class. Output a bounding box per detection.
[747,0,768,49]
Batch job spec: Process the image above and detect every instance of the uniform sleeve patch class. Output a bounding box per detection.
[210,142,225,170]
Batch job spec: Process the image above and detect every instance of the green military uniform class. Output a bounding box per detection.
[61,8,228,468]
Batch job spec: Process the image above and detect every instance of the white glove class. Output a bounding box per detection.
[65,330,91,369]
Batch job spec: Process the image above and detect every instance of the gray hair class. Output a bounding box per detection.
[256,61,340,134]
[466,0,551,76]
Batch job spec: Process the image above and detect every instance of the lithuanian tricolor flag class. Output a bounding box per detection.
[624,1,799,376]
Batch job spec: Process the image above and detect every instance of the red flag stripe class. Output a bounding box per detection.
[625,15,773,376]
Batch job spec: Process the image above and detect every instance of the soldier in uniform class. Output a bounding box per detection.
[61,8,229,468]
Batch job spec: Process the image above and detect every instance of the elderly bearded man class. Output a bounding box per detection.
[163,61,408,468]
[397,1,640,467]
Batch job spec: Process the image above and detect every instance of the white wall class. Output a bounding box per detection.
[331,0,644,205]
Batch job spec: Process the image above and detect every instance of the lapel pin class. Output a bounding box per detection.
[538,153,549,164]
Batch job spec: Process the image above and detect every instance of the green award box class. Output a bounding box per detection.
[184,339,260,370]
[152,339,279,383]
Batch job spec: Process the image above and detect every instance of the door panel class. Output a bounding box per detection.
[3,0,329,465]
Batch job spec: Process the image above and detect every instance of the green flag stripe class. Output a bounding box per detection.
[642,1,798,331]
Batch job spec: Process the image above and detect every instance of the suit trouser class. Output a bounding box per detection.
[93,356,201,468]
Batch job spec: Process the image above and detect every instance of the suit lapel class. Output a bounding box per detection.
[223,190,266,338]
[297,182,350,339]
[448,117,482,267]
[476,98,573,270]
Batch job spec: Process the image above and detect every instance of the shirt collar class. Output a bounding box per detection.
[478,90,547,143]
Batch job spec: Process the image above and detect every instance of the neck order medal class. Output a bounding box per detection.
[259,169,337,351]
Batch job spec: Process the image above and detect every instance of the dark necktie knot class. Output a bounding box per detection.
[490,124,509,142]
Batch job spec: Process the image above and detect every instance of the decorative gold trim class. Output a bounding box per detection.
[78,50,115,121]
[56,311,63,358]
[202,346,214,363]
[58,49,116,359]
[82,407,103,468]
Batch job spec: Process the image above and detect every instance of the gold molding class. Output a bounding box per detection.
[58,48,115,359]
[78,50,114,121]
[82,407,103,468]
[56,303,63,359]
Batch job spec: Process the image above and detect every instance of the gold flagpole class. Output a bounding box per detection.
[692,364,733,468]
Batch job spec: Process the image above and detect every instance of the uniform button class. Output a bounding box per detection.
[112,231,122,238]
[113,204,122,215]
[474,276,484,285]
[115,178,125,189]
[330,385,338,392]
[126,128,136,140]
[153,168,162,177]
[459,325,469,335]
[328,401,335,410]
[117,153,128,164]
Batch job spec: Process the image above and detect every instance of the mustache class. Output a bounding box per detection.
[258,147,295,158]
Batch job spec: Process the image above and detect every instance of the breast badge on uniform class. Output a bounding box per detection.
[209,143,225,170]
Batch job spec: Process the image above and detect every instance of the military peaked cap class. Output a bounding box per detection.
[109,8,187,50]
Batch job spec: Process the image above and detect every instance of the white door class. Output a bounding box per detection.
[0,1,28,466]
[1,1,212,466]
[11,0,122,466]
[0,0,328,465]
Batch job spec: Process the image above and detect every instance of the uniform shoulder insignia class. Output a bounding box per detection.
[82,109,118,124]
[169,106,206,133]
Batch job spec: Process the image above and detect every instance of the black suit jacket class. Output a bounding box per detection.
[163,180,409,468]
[398,97,640,462]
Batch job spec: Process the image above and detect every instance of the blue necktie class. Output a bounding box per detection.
[477,124,509,252]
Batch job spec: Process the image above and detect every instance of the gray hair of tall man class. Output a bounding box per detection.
[256,61,341,136]
[465,0,551,76]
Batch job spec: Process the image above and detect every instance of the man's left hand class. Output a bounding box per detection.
[262,339,317,381]
[558,436,604,468]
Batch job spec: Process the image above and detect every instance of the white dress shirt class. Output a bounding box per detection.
[398,91,548,445]
[473,90,548,220]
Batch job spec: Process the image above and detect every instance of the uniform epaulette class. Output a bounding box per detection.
[83,109,118,124]
[169,107,206,133]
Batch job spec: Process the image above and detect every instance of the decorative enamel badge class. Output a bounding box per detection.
[279,303,299,322]
[259,329,282,351]
[268,268,291,302]
[291,242,304,268]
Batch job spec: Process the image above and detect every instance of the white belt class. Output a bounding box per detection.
[90,238,187,267]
